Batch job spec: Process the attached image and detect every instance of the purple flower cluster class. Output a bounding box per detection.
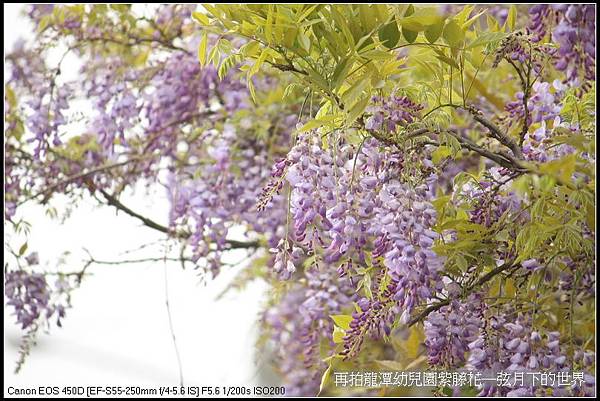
[424,292,485,368]
[273,128,444,350]
[528,5,596,86]
[505,80,564,129]
[365,93,423,132]
[264,266,356,396]
[166,122,294,274]
[492,30,556,74]
[4,270,70,329]
[504,79,580,163]
[269,238,300,280]
[374,180,443,322]
[466,314,577,396]
[458,174,521,228]
[7,41,68,160]
[341,269,399,359]
[5,5,595,395]
[256,157,290,212]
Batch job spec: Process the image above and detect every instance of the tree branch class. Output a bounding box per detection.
[368,125,528,174]
[20,154,151,206]
[464,106,524,159]
[96,188,260,250]
[444,129,528,173]
[408,261,516,327]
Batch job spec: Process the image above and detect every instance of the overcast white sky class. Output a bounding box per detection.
[4,4,274,394]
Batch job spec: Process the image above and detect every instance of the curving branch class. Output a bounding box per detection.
[444,129,528,173]
[408,261,517,327]
[96,187,260,250]
[20,154,151,206]
[367,124,528,174]
[463,106,524,159]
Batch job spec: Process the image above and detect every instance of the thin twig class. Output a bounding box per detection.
[162,243,184,386]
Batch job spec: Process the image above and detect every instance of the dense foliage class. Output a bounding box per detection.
[4,4,596,397]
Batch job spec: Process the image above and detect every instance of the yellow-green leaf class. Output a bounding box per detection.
[192,11,209,26]
[345,95,370,126]
[333,325,345,343]
[318,364,332,396]
[331,314,353,330]
[505,5,517,32]
[18,242,28,256]
[198,31,208,67]
[432,145,452,163]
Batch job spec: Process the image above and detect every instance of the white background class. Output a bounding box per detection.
[4,4,276,393]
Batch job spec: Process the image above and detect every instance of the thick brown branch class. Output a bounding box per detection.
[444,130,528,173]
[464,106,524,159]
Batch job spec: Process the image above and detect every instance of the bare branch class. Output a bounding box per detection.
[20,155,151,206]
[464,106,524,159]
[96,188,260,250]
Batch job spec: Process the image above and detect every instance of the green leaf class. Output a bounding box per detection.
[331,314,353,330]
[342,74,371,106]
[538,154,576,184]
[399,5,418,44]
[297,4,320,23]
[297,29,311,52]
[455,254,468,271]
[264,5,274,44]
[249,48,269,77]
[424,20,444,43]
[453,5,475,26]
[461,10,485,30]
[402,26,419,44]
[297,118,331,133]
[442,386,454,396]
[442,19,465,48]
[486,14,500,32]
[247,77,257,103]
[378,20,400,49]
[283,26,298,48]
[405,326,423,358]
[240,41,260,57]
[466,31,507,49]
[282,82,301,100]
[400,8,443,31]
[331,56,352,91]
[218,54,242,79]
[18,242,28,256]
